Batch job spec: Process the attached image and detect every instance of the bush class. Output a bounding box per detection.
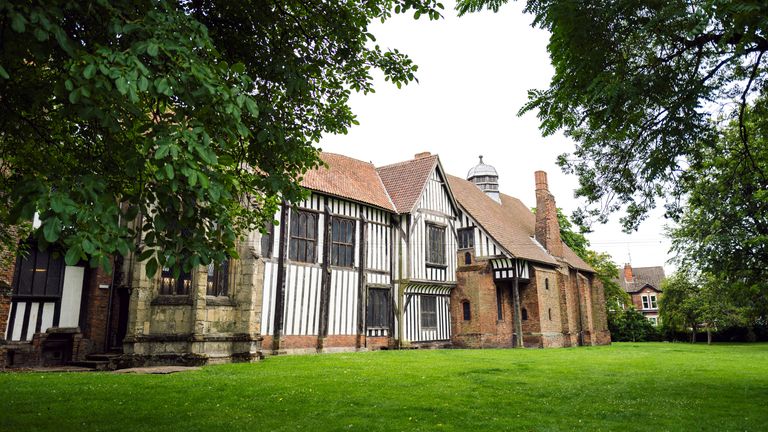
[608,308,661,342]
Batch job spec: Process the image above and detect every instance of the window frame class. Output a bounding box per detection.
[206,259,229,297]
[650,295,658,309]
[260,222,274,258]
[420,295,438,329]
[366,287,391,329]
[289,209,318,263]
[462,300,471,321]
[11,246,65,299]
[159,266,193,296]
[425,223,447,267]
[457,227,474,250]
[330,216,356,268]
[496,286,504,320]
[642,295,650,309]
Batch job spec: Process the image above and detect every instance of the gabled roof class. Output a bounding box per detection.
[301,152,396,212]
[447,174,593,272]
[618,266,666,293]
[376,154,439,214]
[447,174,557,266]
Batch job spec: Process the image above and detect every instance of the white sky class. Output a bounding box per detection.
[319,1,675,275]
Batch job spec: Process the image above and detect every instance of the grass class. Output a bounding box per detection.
[1,343,767,431]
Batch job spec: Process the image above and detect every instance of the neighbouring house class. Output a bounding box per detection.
[1,151,610,368]
[617,264,665,325]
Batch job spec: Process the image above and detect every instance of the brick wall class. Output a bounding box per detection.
[0,226,20,340]
[452,257,516,348]
[81,263,115,353]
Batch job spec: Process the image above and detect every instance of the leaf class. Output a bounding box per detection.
[65,245,83,266]
[164,163,174,180]
[82,238,96,255]
[0,65,9,80]
[137,249,154,262]
[147,42,159,57]
[138,76,149,91]
[145,257,159,278]
[43,219,61,242]
[10,13,26,33]
[115,77,128,95]
[69,89,80,104]
[83,64,96,79]
[245,98,259,117]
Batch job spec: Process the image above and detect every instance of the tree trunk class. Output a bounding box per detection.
[690,322,696,343]
[707,327,712,345]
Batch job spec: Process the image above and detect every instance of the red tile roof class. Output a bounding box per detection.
[447,174,593,272]
[301,152,396,212]
[376,154,439,214]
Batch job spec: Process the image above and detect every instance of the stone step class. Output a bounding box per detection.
[86,353,121,362]
[68,360,110,371]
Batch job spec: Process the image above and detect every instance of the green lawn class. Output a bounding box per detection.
[2,343,767,431]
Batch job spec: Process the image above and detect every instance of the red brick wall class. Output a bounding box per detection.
[81,263,115,353]
[452,258,516,348]
[0,226,20,340]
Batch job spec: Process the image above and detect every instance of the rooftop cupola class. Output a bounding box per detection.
[467,155,500,203]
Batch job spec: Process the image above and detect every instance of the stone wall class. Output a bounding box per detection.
[122,233,266,365]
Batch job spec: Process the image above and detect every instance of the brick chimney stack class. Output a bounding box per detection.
[414,152,431,159]
[534,171,564,258]
[623,263,634,282]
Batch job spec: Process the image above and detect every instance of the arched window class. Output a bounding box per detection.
[521,308,528,321]
[464,252,472,265]
[462,301,471,321]
[545,278,549,290]
[548,308,552,320]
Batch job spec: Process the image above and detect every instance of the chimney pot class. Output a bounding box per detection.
[535,171,548,191]
[414,152,431,159]
[623,263,634,282]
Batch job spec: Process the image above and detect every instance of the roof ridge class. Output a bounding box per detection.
[376,154,438,171]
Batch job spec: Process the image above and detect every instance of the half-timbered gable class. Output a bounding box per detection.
[260,153,397,353]
[378,153,460,345]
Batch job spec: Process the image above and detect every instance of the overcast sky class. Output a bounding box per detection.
[319,1,675,275]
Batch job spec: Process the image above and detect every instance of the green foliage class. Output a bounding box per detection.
[670,97,768,305]
[458,0,768,231]
[607,308,660,342]
[659,271,745,342]
[549,207,630,308]
[0,0,444,275]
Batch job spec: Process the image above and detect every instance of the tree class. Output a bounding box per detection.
[0,0,444,275]
[670,96,768,303]
[659,272,702,343]
[607,307,659,342]
[548,207,630,308]
[458,0,768,231]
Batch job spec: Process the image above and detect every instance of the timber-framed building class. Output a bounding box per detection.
[1,151,610,368]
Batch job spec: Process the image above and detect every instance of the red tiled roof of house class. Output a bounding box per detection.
[301,152,396,212]
[376,154,439,214]
[447,174,593,272]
